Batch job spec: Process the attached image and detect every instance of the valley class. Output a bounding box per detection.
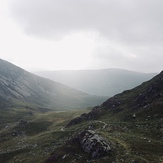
[0,59,107,110]
[0,107,162,163]
[0,59,162,162]
[1,0,163,162]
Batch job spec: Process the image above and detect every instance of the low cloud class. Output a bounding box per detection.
[9,0,163,43]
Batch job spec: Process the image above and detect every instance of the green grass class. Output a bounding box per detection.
[62,115,163,163]
[0,103,163,163]
[0,149,30,163]
[0,107,91,163]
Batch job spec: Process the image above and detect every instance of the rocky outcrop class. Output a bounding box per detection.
[79,130,111,158]
[66,106,104,127]
[45,130,111,162]
[66,117,83,127]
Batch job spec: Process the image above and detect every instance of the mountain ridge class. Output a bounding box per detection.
[0,59,107,110]
[66,70,163,126]
[34,68,157,96]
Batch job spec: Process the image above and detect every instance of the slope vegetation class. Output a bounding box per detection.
[47,71,163,162]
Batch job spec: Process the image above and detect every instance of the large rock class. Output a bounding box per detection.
[79,130,111,158]
[45,130,111,163]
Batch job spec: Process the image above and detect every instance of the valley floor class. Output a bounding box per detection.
[0,108,162,163]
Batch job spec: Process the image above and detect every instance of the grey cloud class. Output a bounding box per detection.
[94,46,125,62]
[93,42,163,72]
[9,0,163,44]
[8,0,163,72]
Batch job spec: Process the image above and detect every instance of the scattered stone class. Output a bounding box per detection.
[19,119,27,125]
[132,114,136,119]
[62,154,68,159]
[12,132,18,136]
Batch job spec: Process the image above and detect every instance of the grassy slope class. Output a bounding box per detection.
[1,108,161,163]
[0,108,91,163]
[44,72,163,163]
[46,117,163,163]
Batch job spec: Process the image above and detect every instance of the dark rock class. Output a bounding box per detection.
[12,132,19,136]
[79,130,111,158]
[66,117,83,127]
[46,130,111,162]
[66,106,102,127]
[19,119,27,125]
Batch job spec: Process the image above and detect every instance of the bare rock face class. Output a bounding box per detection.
[79,130,111,158]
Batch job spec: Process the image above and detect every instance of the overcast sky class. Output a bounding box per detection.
[0,0,163,73]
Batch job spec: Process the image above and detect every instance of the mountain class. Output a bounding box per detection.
[34,69,157,96]
[0,59,107,111]
[46,71,163,162]
[67,70,163,125]
[0,68,162,162]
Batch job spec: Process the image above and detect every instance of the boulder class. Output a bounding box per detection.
[79,130,111,158]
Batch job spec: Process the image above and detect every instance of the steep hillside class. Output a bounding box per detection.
[47,71,163,163]
[34,69,156,96]
[67,70,163,123]
[0,59,107,110]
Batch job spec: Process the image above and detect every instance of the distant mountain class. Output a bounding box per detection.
[67,70,163,126]
[34,69,157,96]
[0,59,106,110]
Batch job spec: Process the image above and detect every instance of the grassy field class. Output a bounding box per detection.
[0,106,162,163]
[55,117,163,163]
[0,107,90,163]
